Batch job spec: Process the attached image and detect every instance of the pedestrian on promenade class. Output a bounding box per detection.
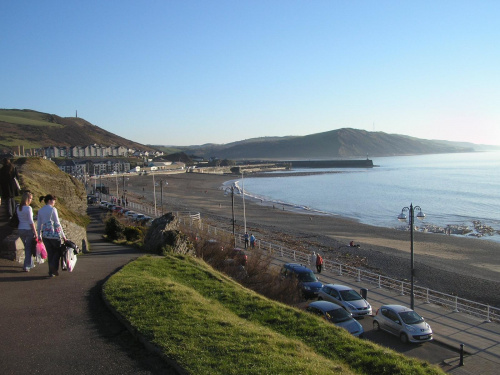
[17,191,37,272]
[0,158,20,220]
[37,194,67,277]
[311,251,316,269]
[244,232,249,248]
[316,253,323,273]
[250,233,256,248]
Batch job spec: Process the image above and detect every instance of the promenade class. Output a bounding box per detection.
[1,206,499,374]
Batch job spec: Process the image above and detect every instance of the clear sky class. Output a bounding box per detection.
[2,1,499,146]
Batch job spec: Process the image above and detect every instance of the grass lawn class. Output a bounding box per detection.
[103,255,444,375]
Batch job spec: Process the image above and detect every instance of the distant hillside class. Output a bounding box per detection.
[0,109,155,153]
[177,128,488,159]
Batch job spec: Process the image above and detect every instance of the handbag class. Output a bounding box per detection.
[41,208,62,239]
[9,206,20,228]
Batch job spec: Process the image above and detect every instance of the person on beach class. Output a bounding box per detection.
[250,234,256,248]
[244,232,249,248]
[17,191,37,272]
[0,158,20,220]
[316,253,323,273]
[311,252,316,269]
[37,194,67,277]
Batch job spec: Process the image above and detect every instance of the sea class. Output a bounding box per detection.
[233,151,500,243]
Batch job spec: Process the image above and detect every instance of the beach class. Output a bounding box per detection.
[123,172,500,307]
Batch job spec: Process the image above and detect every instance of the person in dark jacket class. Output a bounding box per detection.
[0,158,20,219]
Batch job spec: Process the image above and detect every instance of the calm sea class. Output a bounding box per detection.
[236,151,500,243]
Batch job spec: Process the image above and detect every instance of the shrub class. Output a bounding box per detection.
[105,216,125,240]
[124,226,142,242]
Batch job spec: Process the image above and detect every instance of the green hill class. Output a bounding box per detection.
[0,109,155,153]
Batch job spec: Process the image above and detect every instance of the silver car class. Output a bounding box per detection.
[373,304,433,344]
[306,300,364,337]
[317,284,372,318]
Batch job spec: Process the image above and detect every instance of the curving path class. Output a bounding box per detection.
[0,207,179,375]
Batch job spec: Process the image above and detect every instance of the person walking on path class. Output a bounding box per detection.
[244,232,249,248]
[316,253,323,273]
[0,158,20,219]
[17,191,37,272]
[311,251,316,270]
[250,233,256,248]
[37,194,66,277]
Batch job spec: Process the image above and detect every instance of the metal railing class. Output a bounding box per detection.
[93,192,499,323]
[177,216,500,324]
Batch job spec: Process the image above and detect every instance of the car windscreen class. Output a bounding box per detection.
[339,289,362,301]
[297,271,318,282]
[325,308,352,323]
[399,311,424,325]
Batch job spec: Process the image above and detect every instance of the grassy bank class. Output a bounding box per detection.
[103,255,443,375]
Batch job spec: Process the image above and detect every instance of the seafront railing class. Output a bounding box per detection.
[94,193,499,323]
[177,215,500,324]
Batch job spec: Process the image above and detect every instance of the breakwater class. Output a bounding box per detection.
[286,159,374,168]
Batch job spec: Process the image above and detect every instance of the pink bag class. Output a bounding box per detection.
[36,241,48,259]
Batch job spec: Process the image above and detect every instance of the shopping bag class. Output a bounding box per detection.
[36,241,47,259]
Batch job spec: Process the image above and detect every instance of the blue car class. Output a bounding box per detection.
[281,263,323,299]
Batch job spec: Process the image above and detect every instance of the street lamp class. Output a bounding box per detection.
[398,203,425,310]
[224,184,236,247]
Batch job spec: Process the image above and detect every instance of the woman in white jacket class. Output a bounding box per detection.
[17,191,37,272]
[37,194,66,277]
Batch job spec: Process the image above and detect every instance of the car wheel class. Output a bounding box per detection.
[400,333,409,344]
[373,321,380,331]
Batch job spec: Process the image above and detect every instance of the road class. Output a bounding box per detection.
[358,315,459,365]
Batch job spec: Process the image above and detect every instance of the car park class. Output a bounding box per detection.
[306,300,364,337]
[317,284,372,318]
[373,304,433,344]
[280,263,323,299]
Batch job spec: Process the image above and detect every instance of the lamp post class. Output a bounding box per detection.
[398,203,425,310]
[224,184,236,247]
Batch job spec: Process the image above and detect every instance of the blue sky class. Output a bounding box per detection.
[2,1,499,146]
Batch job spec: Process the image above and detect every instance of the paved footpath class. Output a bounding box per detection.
[0,207,178,375]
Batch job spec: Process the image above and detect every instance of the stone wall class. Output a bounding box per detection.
[1,219,88,263]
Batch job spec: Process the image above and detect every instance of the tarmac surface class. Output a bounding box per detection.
[0,207,179,375]
[1,206,499,374]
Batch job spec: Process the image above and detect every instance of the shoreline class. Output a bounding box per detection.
[123,172,500,307]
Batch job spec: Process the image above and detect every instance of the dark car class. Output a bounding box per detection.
[228,248,248,266]
[281,263,323,299]
[306,301,364,337]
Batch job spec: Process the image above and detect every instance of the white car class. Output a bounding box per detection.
[373,304,433,344]
[317,284,372,318]
[99,201,108,209]
[125,211,136,218]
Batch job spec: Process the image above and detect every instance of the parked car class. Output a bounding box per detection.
[99,201,108,209]
[133,213,145,221]
[227,248,248,266]
[87,195,98,204]
[306,301,364,337]
[125,211,136,218]
[112,206,123,213]
[280,263,323,299]
[373,304,433,344]
[317,284,372,318]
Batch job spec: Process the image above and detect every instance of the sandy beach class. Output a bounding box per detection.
[121,172,500,307]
